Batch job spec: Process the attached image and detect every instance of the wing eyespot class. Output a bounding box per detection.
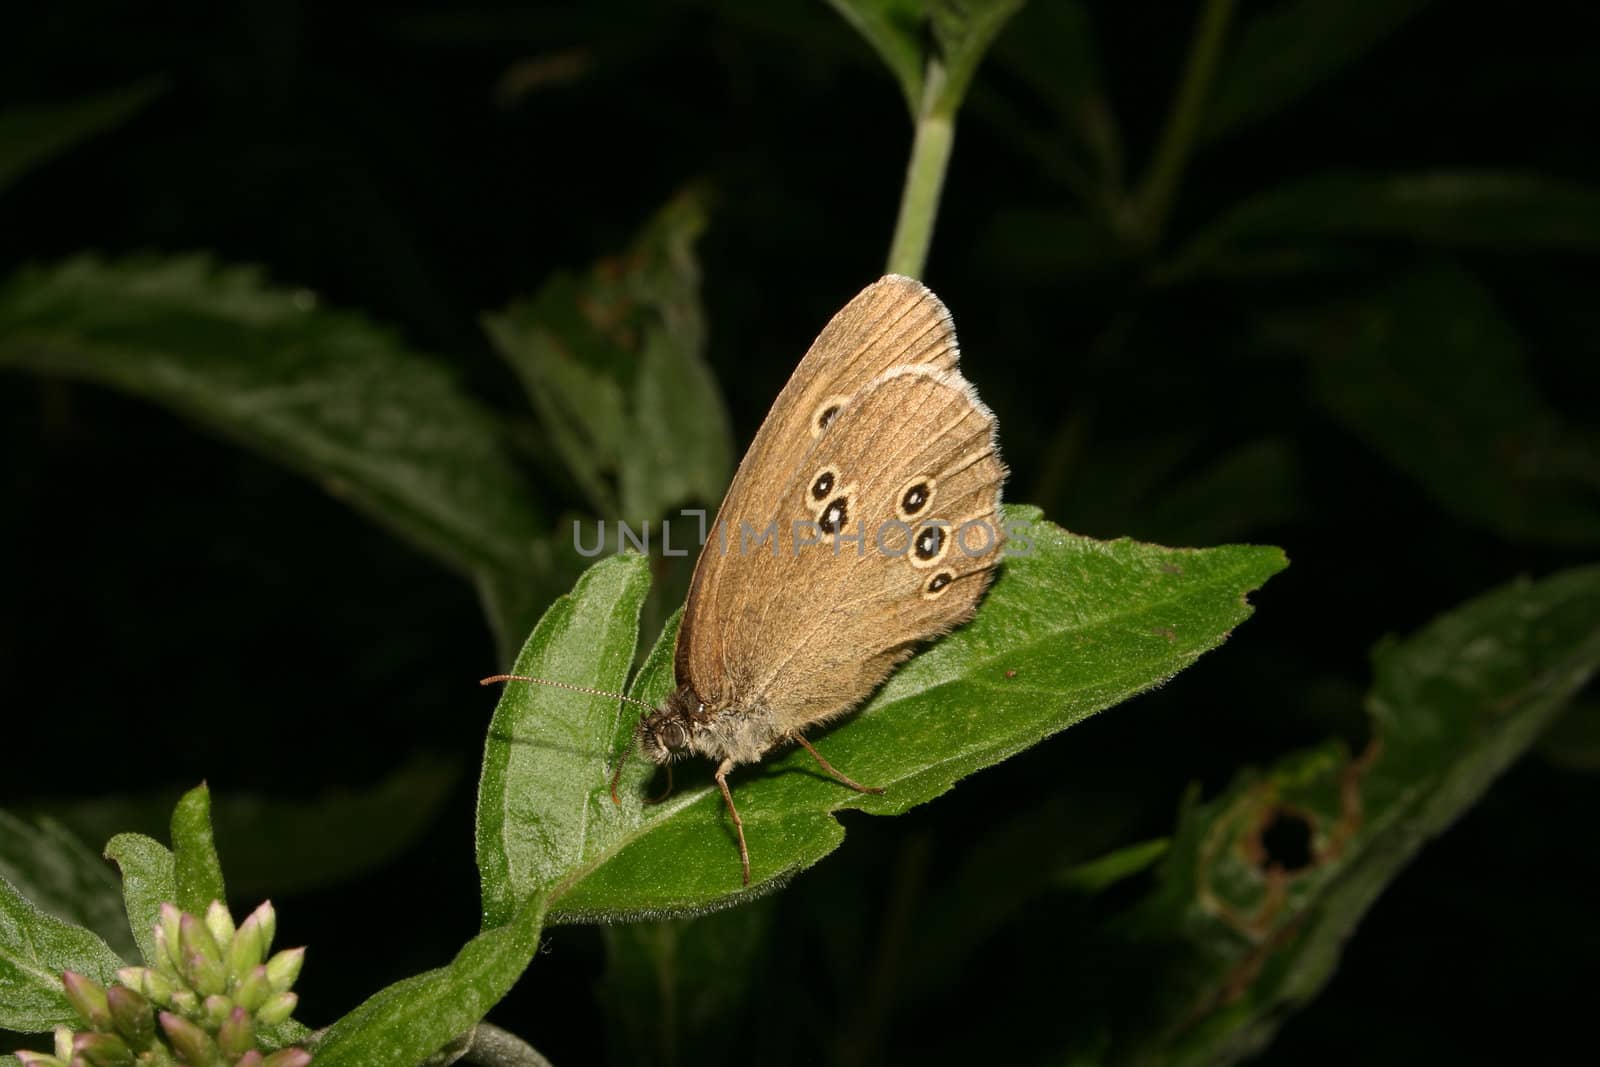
[819,495,850,534]
[810,394,852,438]
[909,522,950,569]
[896,477,937,521]
[809,467,838,502]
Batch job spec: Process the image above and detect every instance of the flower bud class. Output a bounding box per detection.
[179,914,227,996]
[252,902,276,958]
[225,911,266,980]
[61,971,112,1031]
[168,987,199,1017]
[156,905,185,978]
[135,1044,177,1067]
[259,1050,312,1067]
[255,991,297,1027]
[204,901,235,953]
[105,983,155,1049]
[215,1007,255,1059]
[232,966,270,1012]
[70,1031,133,1066]
[202,994,233,1028]
[157,1012,216,1066]
[263,949,303,994]
[116,967,174,1009]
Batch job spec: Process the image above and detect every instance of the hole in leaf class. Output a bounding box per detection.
[1259,808,1314,872]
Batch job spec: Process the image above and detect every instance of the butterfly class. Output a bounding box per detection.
[490,275,1005,884]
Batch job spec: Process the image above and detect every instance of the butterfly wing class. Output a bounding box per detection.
[732,366,1005,732]
[676,274,962,683]
[677,277,1004,743]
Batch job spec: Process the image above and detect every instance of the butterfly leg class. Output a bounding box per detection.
[791,733,885,795]
[643,763,674,805]
[715,759,751,886]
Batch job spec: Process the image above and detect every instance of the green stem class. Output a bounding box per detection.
[459,1022,554,1067]
[885,60,954,279]
[1132,0,1237,247]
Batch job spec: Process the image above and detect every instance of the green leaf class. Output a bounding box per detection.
[1169,171,1600,277]
[482,190,732,526]
[0,875,126,1032]
[1055,837,1171,894]
[309,896,547,1067]
[478,505,1285,921]
[600,899,776,1067]
[0,813,133,962]
[31,760,461,902]
[1109,564,1600,1066]
[824,1,1025,117]
[171,785,226,915]
[822,0,927,113]
[476,554,653,928]
[0,253,549,584]
[102,835,176,969]
[929,0,1028,115]
[257,1018,314,1054]
[0,77,167,193]
[484,275,627,518]
[1202,0,1434,142]
[1291,264,1600,547]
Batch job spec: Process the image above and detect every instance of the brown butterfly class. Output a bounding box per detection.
[490,275,1005,884]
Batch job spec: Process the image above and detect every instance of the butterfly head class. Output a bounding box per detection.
[638,684,707,764]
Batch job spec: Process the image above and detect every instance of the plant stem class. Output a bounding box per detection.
[885,60,954,279]
[1132,0,1238,247]
[458,1023,554,1067]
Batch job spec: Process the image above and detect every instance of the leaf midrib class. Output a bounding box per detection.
[14,920,63,988]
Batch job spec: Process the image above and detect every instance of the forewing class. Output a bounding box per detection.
[690,364,1005,732]
[677,275,961,683]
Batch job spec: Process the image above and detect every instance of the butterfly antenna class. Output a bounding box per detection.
[609,742,633,806]
[479,674,660,714]
[480,675,656,807]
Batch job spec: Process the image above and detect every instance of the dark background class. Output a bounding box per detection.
[4,2,1597,1064]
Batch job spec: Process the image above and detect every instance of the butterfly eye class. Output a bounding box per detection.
[924,571,955,598]
[896,477,936,521]
[819,495,850,534]
[810,468,837,501]
[659,722,688,751]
